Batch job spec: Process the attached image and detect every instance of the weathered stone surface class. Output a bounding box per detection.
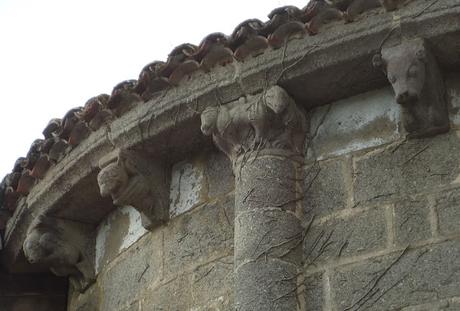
[204,151,234,199]
[235,260,298,311]
[394,198,431,246]
[235,156,297,213]
[308,88,400,160]
[434,187,460,237]
[169,160,205,217]
[304,207,387,265]
[97,149,169,230]
[95,206,148,274]
[235,208,303,267]
[141,274,191,311]
[304,272,325,311]
[201,85,307,165]
[191,256,234,311]
[400,299,455,311]
[163,195,234,278]
[304,159,349,217]
[68,284,100,311]
[99,234,162,311]
[353,131,460,204]
[373,38,449,137]
[331,240,460,311]
[5,1,459,277]
[446,75,460,127]
[22,214,94,292]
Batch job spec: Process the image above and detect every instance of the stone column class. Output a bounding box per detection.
[201,85,307,310]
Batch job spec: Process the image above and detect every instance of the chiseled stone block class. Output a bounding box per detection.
[204,151,234,199]
[308,87,401,160]
[393,198,431,246]
[191,256,234,310]
[304,159,349,217]
[304,272,325,311]
[99,234,162,311]
[163,195,234,278]
[169,160,205,217]
[434,187,460,237]
[304,207,387,265]
[353,131,460,204]
[141,274,191,311]
[331,240,460,310]
[95,206,148,274]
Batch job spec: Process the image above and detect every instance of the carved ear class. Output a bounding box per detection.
[372,54,384,69]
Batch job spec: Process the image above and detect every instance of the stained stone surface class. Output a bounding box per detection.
[169,160,205,217]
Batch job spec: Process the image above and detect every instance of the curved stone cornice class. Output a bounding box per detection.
[1,0,459,271]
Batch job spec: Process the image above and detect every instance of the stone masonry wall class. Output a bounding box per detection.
[68,150,235,311]
[302,74,460,311]
[68,74,460,311]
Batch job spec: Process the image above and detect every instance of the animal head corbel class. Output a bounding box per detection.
[97,149,169,230]
[373,38,449,137]
[23,214,95,292]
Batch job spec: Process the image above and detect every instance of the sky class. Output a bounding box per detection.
[0,0,307,178]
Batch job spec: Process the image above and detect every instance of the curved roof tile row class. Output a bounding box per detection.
[0,0,397,222]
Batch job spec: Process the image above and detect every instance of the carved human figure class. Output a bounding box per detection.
[23,214,94,291]
[97,149,168,230]
[373,38,449,137]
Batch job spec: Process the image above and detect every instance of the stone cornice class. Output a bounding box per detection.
[1,0,459,272]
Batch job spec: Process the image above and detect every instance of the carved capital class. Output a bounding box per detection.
[97,149,169,230]
[201,85,307,165]
[373,38,449,137]
[23,214,94,292]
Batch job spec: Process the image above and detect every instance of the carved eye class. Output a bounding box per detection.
[388,75,397,84]
[408,65,418,78]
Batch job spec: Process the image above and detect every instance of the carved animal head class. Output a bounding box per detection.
[264,86,291,114]
[200,107,219,136]
[373,40,427,106]
[97,161,129,198]
[23,224,80,268]
[23,230,58,264]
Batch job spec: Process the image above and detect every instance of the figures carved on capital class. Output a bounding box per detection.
[201,85,307,166]
[373,38,449,137]
[23,214,94,292]
[97,149,169,230]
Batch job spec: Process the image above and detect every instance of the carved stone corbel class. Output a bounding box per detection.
[373,38,449,137]
[23,214,94,292]
[201,85,307,311]
[97,149,169,230]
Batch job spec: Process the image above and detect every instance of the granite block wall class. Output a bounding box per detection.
[68,75,460,311]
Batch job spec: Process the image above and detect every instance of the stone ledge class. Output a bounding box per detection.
[2,0,460,272]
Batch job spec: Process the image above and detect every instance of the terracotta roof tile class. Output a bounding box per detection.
[0,0,402,224]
